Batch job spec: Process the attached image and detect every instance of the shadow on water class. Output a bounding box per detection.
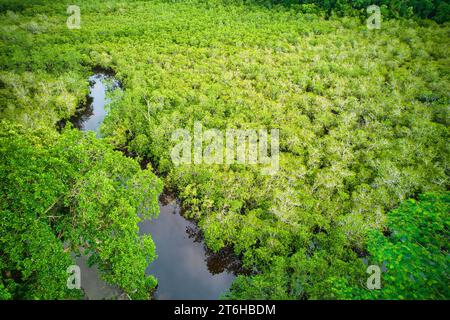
[139,191,244,300]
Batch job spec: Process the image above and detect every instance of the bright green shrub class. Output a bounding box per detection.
[333,193,450,299]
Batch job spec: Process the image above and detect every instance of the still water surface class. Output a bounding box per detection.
[139,194,239,300]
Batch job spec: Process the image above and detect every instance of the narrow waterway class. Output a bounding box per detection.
[70,71,239,299]
[70,72,120,135]
[139,193,239,300]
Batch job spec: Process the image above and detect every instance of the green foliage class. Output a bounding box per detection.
[333,193,450,299]
[0,0,448,300]
[250,0,450,22]
[0,71,88,128]
[0,122,162,299]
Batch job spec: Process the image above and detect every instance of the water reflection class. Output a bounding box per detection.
[76,73,119,135]
[139,193,242,300]
[58,72,120,136]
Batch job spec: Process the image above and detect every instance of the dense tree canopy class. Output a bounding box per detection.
[251,0,450,22]
[0,123,162,299]
[0,0,448,299]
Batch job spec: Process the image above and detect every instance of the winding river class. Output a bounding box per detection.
[68,72,239,300]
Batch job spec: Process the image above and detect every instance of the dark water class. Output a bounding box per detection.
[139,193,240,300]
[72,72,240,299]
[71,73,120,135]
